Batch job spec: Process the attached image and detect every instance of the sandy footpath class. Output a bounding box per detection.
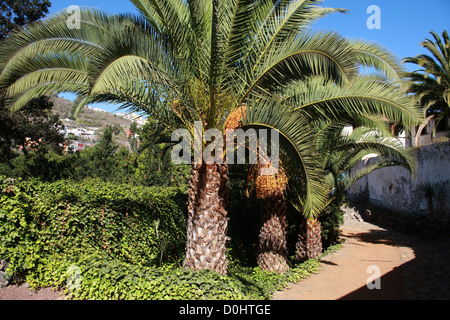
[273,212,415,300]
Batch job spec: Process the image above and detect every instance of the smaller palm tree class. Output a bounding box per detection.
[319,123,415,197]
[403,30,450,145]
[247,161,290,273]
[414,182,437,218]
[294,118,416,261]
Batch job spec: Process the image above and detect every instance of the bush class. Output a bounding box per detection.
[25,250,324,300]
[0,177,187,277]
[0,177,339,300]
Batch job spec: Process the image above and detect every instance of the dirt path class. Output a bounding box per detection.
[0,282,65,300]
[273,209,415,300]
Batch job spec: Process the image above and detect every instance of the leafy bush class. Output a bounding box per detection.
[24,251,322,300]
[0,177,187,276]
[0,177,339,300]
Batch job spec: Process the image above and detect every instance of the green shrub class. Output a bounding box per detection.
[0,177,340,300]
[0,177,187,276]
[22,248,322,300]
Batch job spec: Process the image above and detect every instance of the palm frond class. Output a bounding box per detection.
[242,95,329,219]
[314,119,416,200]
[341,159,406,191]
[348,39,406,81]
[288,75,422,128]
[403,30,450,115]
[236,31,359,105]
[245,0,347,70]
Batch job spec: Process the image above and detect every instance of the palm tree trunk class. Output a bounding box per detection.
[296,218,322,261]
[184,162,229,275]
[257,191,289,273]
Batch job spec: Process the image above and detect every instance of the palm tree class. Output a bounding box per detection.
[243,72,421,270]
[414,182,438,218]
[293,121,416,261]
[275,76,419,263]
[403,30,450,146]
[245,159,290,272]
[0,0,422,275]
[319,121,415,199]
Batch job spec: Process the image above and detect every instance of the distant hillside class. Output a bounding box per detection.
[51,95,146,148]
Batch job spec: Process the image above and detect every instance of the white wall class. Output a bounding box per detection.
[347,141,450,215]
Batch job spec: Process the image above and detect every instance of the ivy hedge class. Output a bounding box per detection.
[0,177,332,300]
[0,177,187,270]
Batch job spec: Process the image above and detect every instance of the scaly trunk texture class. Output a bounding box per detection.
[296,218,322,261]
[184,162,229,275]
[257,191,289,273]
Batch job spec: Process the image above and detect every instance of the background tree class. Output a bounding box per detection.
[110,123,123,136]
[85,126,118,181]
[128,121,139,153]
[0,0,51,40]
[0,96,65,163]
[0,0,57,172]
[132,118,190,188]
[403,30,450,145]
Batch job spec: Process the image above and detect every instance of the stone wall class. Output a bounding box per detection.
[347,141,450,215]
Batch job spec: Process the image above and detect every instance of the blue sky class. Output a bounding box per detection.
[48,0,450,113]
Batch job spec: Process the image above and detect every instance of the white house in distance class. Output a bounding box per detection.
[65,128,96,140]
[403,116,450,147]
[116,111,147,127]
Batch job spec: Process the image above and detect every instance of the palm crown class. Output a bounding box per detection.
[403,30,449,142]
[0,0,421,209]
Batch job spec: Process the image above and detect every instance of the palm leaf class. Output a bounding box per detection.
[289,75,422,128]
[236,31,359,106]
[348,39,406,81]
[242,95,329,219]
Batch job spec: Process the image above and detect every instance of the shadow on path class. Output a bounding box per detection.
[274,204,450,300]
[339,259,408,300]
[340,204,450,300]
